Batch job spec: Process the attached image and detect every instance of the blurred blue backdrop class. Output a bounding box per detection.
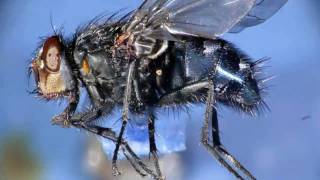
[0,0,319,180]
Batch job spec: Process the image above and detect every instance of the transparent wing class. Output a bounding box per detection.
[125,0,256,40]
[229,0,288,33]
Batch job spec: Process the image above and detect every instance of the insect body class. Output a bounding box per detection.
[29,0,287,179]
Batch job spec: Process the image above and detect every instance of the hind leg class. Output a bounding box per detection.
[201,81,256,180]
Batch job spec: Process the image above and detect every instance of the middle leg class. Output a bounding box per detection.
[112,60,135,175]
[148,112,163,179]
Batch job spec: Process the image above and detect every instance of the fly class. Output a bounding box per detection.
[28,0,287,179]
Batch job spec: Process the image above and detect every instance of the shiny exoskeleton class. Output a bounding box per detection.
[29,0,287,179]
[75,36,263,114]
[68,24,264,180]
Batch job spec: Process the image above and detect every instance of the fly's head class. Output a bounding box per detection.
[29,35,76,100]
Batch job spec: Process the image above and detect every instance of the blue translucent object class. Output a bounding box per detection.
[98,109,187,159]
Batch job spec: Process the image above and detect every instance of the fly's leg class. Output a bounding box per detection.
[156,81,255,179]
[122,139,160,179]
[123,149,147,177]
[201,81,242,179]
[112,120,127,176]
[76,123,147,176]
[210,112,256,180]
[71,120,160,179]
[67,99,115,126]
[52,91,79,127]
[201,81,256,180]
[122,138,160,179]
[158,81,209,105]
[157,81,244,178]
[62,101,159,179]
[148,112,163,180]
[112,61,135,176]
[133,78,144,109]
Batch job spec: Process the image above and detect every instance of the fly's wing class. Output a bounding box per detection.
[229,0,288,33]
[124,0,256,40]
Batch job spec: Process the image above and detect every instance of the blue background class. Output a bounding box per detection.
[0,0,320,179]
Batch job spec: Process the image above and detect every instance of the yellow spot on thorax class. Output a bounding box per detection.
[82,56,90,75]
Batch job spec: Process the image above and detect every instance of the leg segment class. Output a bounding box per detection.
[51,91,79,127]
[112,61,135,175]
[148,112,163,179]
[211,106,256,180]
[122,149,147,177]
[70,120,160,179]
[66,100,160,179]
[157,80,255,179]
[201,81,256,180]
[158,81,209,105]
[70,104,113,124]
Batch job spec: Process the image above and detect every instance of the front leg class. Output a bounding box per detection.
[51,91,79,128]
[66,106,160,179]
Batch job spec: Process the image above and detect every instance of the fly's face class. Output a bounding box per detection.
[30,36,75,100]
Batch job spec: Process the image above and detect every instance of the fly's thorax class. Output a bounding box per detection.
[74,49,119,80]
[31,36,75,99]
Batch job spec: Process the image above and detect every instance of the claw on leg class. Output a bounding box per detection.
[51,113,71,128]
[112,164,122,176]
